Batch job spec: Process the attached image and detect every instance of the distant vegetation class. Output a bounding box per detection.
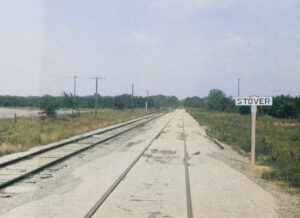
[0,93,180,117]
[184,89,300,120]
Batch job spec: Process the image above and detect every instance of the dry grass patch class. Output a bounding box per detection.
[0,109,159,156]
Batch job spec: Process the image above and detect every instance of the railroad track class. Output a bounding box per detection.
[0,113,162,190]
[183,113,193,218]
[84,111,193,218]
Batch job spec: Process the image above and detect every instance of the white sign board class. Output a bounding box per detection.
[235,97,273,106]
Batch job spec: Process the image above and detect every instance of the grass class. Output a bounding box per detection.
[0,108,160,156]
[186,108,300,188]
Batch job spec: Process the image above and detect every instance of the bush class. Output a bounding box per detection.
[184,96,204,108]
[39,95,60,118]
[297,114,300,123]
[263,95,297,119]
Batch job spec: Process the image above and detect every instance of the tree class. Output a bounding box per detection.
[184,96,204,108]
[206,89,229,111]
[62,92,76,108]
[39,95,60,118]
[238,106,251,115]
[265,95,297,118]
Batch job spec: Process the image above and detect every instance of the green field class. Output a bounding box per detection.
[187,108,300,188]
[0,109,159,157]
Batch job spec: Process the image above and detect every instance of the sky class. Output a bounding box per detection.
[0,0,299,99]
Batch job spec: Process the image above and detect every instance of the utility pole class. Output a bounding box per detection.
[72,76,77,115]
[90,77,105,118]
[74,76,77,97]
[238,78,240,97]
[131,83,134,111]
[145,89,150,112]
[95,77,98,118]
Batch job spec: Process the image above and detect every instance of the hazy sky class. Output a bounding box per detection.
[0,0,299,99]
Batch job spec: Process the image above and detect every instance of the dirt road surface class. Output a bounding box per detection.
[0,110,288,217]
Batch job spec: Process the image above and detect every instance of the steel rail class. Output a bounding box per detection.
[84,113,176,218]
[182,113,194,218]
[0,114,159,169]
[0,114,162,190]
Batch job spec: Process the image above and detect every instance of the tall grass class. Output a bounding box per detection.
[187,108,300,188]
[0,109,159,156]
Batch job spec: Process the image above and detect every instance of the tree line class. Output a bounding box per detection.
[2,89,300,120]
[0,93,180,116]
[184,89,300,120]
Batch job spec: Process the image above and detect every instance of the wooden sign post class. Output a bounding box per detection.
[235,96,273,165]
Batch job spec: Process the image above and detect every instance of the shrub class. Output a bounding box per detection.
[39,95,60,118]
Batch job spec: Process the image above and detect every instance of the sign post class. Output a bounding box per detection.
[235,97,272,165]
[251,105,257,166]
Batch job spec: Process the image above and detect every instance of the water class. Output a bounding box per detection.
[0,108,88,119]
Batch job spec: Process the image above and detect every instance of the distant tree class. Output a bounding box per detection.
[152,95,179,108]
[184,96,204,108]
[223,97,236,112]
[206,89,227,111]
[266,95,297,118]
[294,96,300,120]
[113,96,126,109]
[238,106,251,115]
[0,94,180,110]
[39,95,60,118]
[62,92,78,110]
